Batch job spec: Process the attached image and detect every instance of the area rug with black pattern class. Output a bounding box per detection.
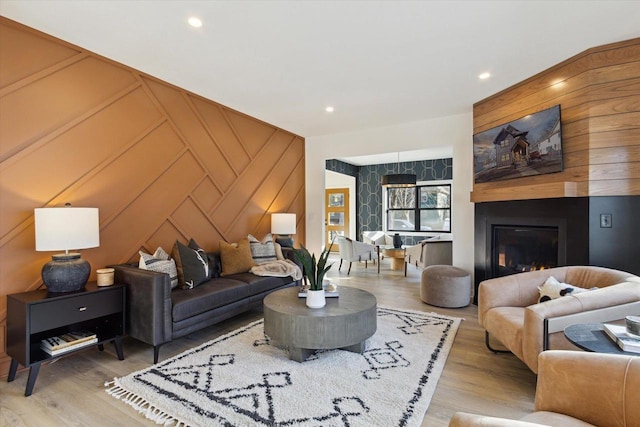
[106,305,461,427]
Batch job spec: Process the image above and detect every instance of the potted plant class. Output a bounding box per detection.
[294,240,334,308]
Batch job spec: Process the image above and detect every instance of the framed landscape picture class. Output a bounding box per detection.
[473,105,563,184]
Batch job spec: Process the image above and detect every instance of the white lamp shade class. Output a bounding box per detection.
[271,213,296,235]
[35,207,100,251]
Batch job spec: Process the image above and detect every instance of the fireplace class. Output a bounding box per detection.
[474,196,640,305]
[474,198,583,304]
[492,225,560,278]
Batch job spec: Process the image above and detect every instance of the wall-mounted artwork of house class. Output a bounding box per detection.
[473,105,563,183]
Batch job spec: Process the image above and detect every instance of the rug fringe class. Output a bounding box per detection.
[105,379,190,426]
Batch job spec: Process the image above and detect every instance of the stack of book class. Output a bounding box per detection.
[603,323,640,354]
[40,331,98,356]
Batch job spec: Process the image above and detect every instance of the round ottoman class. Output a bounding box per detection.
[421,265,471,308]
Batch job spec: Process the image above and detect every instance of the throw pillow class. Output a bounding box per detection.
[139,247,178,289]
[220,238,255,276]
[274,242,285,261]
[538,276,587,303]
[248,233,278,264]
[172,239,210,289]
[188,238,213,279]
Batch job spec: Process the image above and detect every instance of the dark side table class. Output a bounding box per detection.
[564,322,639,356]
[6,282,126,396]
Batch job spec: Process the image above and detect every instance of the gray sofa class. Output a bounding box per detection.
[113,250,299,363]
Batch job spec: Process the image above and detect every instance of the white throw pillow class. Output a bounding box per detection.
[538,276,587,303]
[139,247,179,289]
[248,233,278,264]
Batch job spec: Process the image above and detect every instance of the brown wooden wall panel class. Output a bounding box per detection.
[193,177,222,213]
[0,22,80,88]
[227,110,279,158]
[0,17,305,377]
[1,57,137,159]
[192,98,252,174]
[144,78,237,192]
[0,87,163,237]
[472,37,640,202]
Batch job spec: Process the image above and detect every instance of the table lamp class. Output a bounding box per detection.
[34,205,100,293]
[271,213,296,247]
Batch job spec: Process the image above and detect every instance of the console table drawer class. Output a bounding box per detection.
[30,289,123,333]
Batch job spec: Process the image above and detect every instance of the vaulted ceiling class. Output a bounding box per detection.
[2,1,639,139]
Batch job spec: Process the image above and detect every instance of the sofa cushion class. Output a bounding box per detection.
[538,276,587,303]
[171,278,250,322]
[248,233,278,264]
[138,247,178,289]
[220,238,255,276]
[484,306,526,359]
[172,239,210,289]
[227,272,294,294]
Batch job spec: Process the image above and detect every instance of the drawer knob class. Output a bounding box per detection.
[78,307,87,312]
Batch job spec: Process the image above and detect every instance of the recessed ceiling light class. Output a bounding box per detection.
[478,72,491,80]
[325,106,335,113]
[188,17,203,28]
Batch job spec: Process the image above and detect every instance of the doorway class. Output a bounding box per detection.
[325,188,349,251]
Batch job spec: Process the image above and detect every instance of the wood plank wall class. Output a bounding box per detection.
[0,17,305,377]
[471,38,640,202]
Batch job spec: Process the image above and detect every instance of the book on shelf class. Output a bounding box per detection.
[40,331,98,355]
[602,323,640,353]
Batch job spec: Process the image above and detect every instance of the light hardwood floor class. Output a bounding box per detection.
[1,259,537,426]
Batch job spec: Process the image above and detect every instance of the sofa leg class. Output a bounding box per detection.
[339,259,343,270]
[153,345,161,364]
[485,331,511,354]
[348,262,352,275]
[365,260,368,269]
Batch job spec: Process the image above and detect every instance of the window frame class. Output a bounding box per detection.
[385,183,451,233]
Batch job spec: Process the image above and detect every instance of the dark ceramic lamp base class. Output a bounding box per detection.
[275,235,294,247]
[41,253,90,293]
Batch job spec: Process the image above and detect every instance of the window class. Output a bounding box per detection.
[386,184,451,232]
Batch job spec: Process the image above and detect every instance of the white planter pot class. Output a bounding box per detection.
[306,289,326,309]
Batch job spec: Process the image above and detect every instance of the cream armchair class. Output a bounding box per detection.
[478,266,640,373]
[362,230,393,246]
[403,236,452,276]
[449,350,640,427]
[336,236,376,275]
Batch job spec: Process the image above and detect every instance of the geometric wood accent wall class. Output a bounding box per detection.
[0,17,305,377]
[471,37,640,202]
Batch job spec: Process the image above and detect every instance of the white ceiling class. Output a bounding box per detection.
[2,1,640,154]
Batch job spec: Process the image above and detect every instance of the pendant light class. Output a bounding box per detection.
[381,152,416,187]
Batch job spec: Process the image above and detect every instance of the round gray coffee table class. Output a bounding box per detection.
[263,286,377,362]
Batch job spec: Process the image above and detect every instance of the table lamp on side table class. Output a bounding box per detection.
[271,213,296,247]
[34,204,100,293]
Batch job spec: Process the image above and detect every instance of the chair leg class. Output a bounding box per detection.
[404,261,407,276]
[348,262,352,275]
[365,260,368,269]
[339,259,343,270]
[485,331,511,354]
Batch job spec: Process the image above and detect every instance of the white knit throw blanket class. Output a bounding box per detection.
[250,259,303,280]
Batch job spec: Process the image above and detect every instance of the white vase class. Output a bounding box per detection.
[306,289,326,308]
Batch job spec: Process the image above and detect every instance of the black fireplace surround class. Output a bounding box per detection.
[473,196,640,304]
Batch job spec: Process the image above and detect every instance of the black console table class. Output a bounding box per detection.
[6,282,125,396]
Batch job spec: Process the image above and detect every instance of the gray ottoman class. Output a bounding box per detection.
[421,265,471,308]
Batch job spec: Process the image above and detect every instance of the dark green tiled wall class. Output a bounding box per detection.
[326,158,452,242]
